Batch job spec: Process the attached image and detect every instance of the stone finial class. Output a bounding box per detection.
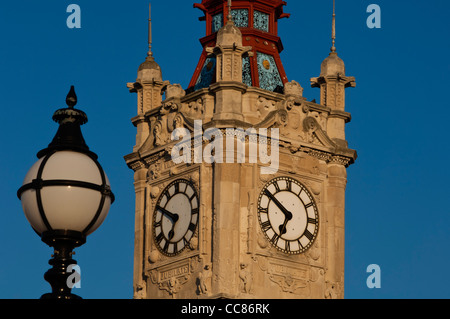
[284,80,304,97]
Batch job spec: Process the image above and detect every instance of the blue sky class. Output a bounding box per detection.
[1,0,449,299]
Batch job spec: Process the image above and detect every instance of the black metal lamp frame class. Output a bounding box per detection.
[17,86,114,299]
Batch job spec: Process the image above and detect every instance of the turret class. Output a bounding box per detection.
[311,0,355,141]
[190,0,290,93]
[127,4,166,150]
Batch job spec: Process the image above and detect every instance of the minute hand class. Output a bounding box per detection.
[264,189,292,220]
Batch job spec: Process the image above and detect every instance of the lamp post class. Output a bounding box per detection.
[17,86,114,299]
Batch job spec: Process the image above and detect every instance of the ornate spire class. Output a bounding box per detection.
[147,3,153,57]
[331,0,336,53]
[136,3,163,83]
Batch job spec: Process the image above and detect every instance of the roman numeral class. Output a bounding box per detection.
[304,230,314,241]
[270,233,280,245]
[155,232,164,245]
[192,208,199,215]
[264,188,273,198]
[154,220,162,228]
[163,240,170,252]
[273,181,280,192]
[308,217,317,225]
[259,207,268,215]
[305,202,314,209]
[261,220,271,232]
[163,191,170,201]
[287,180,293,191]
[188,222,197,232]
[285,240,291,252]
[174,183,179,193]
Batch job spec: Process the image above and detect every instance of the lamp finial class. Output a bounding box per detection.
[66,85,77,109]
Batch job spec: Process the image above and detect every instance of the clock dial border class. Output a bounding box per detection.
[152,179,200,257]
[257,176,319,255]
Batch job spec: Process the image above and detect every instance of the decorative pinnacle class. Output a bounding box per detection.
[147,3,153,57]
[331,0,336,53]
[53,86,87,125]
[227,0,233,23]
[66,85,77,109]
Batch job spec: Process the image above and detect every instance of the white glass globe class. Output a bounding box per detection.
[19,151,112,236]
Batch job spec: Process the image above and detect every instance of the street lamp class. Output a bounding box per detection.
[17,86,115,299]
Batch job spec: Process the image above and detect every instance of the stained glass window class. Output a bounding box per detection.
[256,52,283,92]
[254,10,269,32]
[195,56,216,91]
[242,56,252,87]
[231,9,249,28]
[212,13,223,33]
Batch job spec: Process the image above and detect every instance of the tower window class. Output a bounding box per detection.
[212,12,223,33]
[254,10,269,32]
[231,9,249,28]
[195,56,216,91]
[242,56,252,87]
[256,52,283,92]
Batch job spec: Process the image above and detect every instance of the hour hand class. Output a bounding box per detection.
[156,205,179,223]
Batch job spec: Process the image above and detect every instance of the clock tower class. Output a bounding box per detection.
[125,0,356,299]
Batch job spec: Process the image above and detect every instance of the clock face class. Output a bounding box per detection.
[153,179,199,257]
[258,177,319,254]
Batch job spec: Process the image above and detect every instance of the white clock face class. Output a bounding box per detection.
[153,179,199,256]
[258,177,319,254]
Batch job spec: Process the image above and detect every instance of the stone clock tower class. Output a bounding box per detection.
[125,0,356,299]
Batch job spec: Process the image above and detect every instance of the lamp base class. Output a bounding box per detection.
[40,230,86,299]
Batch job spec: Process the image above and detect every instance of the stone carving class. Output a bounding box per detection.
[305,241,321,262]
[150,259,193,299]
[257,233,269,249]
[150,186,161,199]
[273,109,288,128]
[197,264,212,295]
[153,120,170,147]
[164,83,186,100]
[325,281,341,299]
[134,281,146,299]
[256,97,276,118]
[284,80,304,97]
[147,162,161,181]
[172,113,187,140]
[159,277,182,298]
[309,111,327,130]
[148,250,160,264]
[188,98,204,116]
[257,257,319,296]
[239,263,253,294]
[302,117,319,144]
[284,96,303,111]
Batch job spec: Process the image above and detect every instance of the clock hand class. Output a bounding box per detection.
[279,218,289,236]
[156,205,179,223]
[168,227,175,241]
[156,205,179,241]
[264,189,293,221]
